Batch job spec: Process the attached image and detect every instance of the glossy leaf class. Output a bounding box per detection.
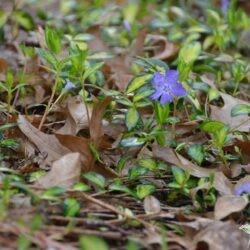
[83,172,106,189]
[125,107,140,131]
[231,104,250,117]
[135,184,156,199]
[45,26,61,54]
[126,74,152,94]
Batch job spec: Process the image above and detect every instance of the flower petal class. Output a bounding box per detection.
[150,89,162,100]
[152,72,165,85]
[171,83,187,96]
[165,70,179,86]
[160,92,173,105]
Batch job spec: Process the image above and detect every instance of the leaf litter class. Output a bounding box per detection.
[0,1,250,249]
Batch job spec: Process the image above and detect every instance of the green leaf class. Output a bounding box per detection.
[178,42,201,81]
[213,125,229,148]
[125,107,140,131]
[0,138,20,149]
[0,10,8,28]
[117,155,131,173]
[79,235,109,250]
[135,57,169,73]
[200,121,225,134]
[87,51,115,60]
[63,198,80,217]
[133,88,153,103]
[172,166,185,185]
[74,33,95,41]
[83,62,104,80]
[41,187,66,200]
[138,158,157,171]
[135,184,156,199]
[45,26,61,54]
[128,166,148,180]
[154,102,170,125]
[178,42,201,65]
[187,144,204,165]
[83,172,106,189]
[109,183,135,197]
[126,74,152,94]
[13,11,34,30]
[231,104,250,117]
[73,183,91,192]
[119,137,145,148]
[208,88,220,102]
[36,48,58,68]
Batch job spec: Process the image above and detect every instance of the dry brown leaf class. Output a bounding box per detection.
[147,35,178,60]
[153,145,233,194]
[0,57,9,73]
[18,115,71,165]
[36,152,81,188]
[90,96,112,148]
[57,96,91,135]
[55,133,117,177]
[87,24,148,90]
[214,195,248,220]
[210,92,250,132]
[192,221,249,250]
[153,145,216,178]
[55,133,92,167]
[143,195,161,214]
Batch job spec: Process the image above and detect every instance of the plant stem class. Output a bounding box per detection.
[232,80,240,96]
[38,73,60,130]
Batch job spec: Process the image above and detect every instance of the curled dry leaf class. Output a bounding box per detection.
[152,145,216,178]
[18,115,71,165]
[90,96,112,148]
[55,134,118,178]
[210,92,250,132]
[147,35,178,60]
[57,96,91,135]
[153,145,233,194]
[143,195,161,214]
[192,221,249,250]
[36,152,82,188]
[214,195,248,220]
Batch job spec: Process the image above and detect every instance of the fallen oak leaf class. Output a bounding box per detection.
[152,145,216,178]
[214,195,248,220]
[18,115,71,165]
[146,34,178,60]
[191,221,249,250]
[90,96,112,148]
[210,92,250,132]
[36,152,81,189]
[55,133,118,178]
[153,145,233,194]
[57,96,92,135]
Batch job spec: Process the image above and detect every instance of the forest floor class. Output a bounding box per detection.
[0,0,250,249]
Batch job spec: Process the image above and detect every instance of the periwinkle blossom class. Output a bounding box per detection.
[234,182,250,196]
[63,79,76,92]
[150,69,187,105]
[123,20,131,32]
[221,0,229,13]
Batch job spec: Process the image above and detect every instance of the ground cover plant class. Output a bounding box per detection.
[0,0,250,249]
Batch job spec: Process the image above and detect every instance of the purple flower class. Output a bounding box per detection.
[234,182,250,196]
[150,70,187,105]
[123,20,131,32]
[221,0,230,13]
[63,79,76,92]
